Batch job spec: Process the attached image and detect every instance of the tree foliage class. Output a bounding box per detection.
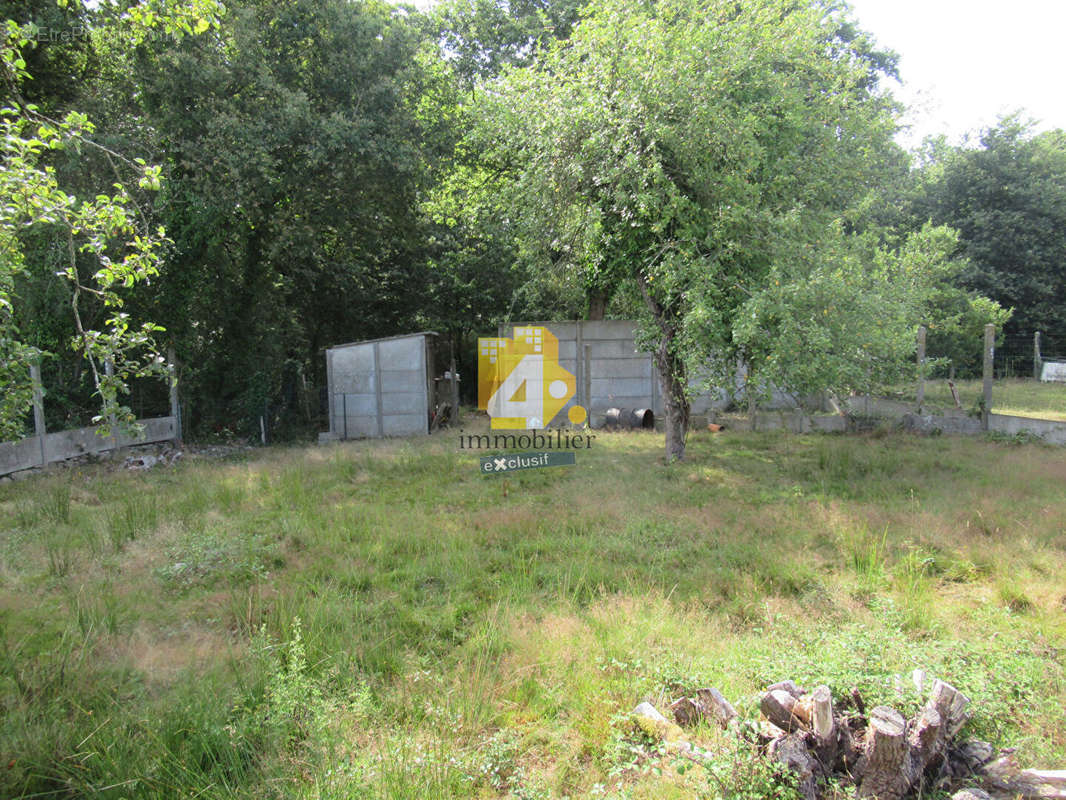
[0,2,223,439]
[910,116,1066,345]
[459,0,956,459]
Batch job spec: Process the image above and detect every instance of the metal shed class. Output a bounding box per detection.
[322,332,437,440]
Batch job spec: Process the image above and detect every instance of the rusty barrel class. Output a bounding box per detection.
[604,407,655,430]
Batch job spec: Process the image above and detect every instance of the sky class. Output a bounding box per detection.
[410,0,1066,150]
[844,0,1066,149]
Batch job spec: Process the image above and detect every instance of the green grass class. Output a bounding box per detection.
[0,422,1064,799]
[888,377,1066,420]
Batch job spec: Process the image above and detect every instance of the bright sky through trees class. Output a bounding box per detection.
[413,0,1066,149]
[846,0,1066,147]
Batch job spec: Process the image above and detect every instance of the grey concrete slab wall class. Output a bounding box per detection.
[502,320,717,423]
[0,416,177,477]
[988,413,1066,444]
[326,332,433,440]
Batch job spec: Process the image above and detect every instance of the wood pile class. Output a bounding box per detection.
[649,677,1065,800]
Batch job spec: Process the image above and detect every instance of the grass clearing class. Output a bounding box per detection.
[0,422,1064,798]
[888,377,1066,420]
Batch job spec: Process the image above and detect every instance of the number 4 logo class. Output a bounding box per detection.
[478,327,586,429]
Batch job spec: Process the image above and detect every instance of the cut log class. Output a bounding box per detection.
[907,706,947,789]
[983,758,1066,799]
[768,680,804,698]
[810,685,837,765]
[927,679,971,738]
[850,687,867,716]
[954,740,995,772]
[632,702,684,743]
[770,732,820,800]
[669,696,701,727]
[761,688,806,732]
[859,706,909,800]
[1022,770,1066,788]
[695,687,738,728]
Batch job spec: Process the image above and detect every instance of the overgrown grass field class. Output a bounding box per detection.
[1,422,1065,799]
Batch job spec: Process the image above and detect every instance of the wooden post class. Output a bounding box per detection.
[449,340,460,425]
[168,345,182,445]
[1034,331,1042,380]
[30,361,46,466]
[104,360,117,434]
[916,325,926,410]
[982,324,994,430]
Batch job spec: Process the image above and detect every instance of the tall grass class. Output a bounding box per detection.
[0,426,1063,798]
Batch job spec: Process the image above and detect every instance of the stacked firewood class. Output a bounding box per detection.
[645,678,1066,800]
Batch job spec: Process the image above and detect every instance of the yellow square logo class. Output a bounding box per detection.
[478,326,586,429]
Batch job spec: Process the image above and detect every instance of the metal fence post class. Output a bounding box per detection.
[1034,331,1042,379]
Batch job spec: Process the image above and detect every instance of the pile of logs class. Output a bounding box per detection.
[648,677,1065,800]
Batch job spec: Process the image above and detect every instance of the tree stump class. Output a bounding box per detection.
[860,706,909,800]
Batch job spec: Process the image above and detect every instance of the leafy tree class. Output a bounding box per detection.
[124,0,443,436]
[911,116,1066,351]
[734,222,1008,400]
[435,0,585,86]
[461,0,929,460]
[0,1,223,439]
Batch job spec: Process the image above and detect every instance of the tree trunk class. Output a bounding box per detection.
[587,289,608,321]
[638,273,688,462]
[656,340,689,462]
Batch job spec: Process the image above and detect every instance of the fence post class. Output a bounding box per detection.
[104,360,117,436]
[982,324,995,430]
[916,325,926,410]
[30,361,46,466]
[584,343,592,426]
[1034,331,1042,380]
[168,345,182,445]
[449,341,460,425]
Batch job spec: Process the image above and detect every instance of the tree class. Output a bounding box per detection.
[435,0,585,86]
[462,0,925,460]
[0,0,223,440]
[124,0,440,436]
[910,116,1066,354]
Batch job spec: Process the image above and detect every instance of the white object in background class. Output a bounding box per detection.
[1040,361,1066,383]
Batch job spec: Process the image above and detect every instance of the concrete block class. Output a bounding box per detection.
[989,413,1066,444]
[333,373,375,394]
[378,335,423,364]
[382,414,426,436]
[340,394,377,417]
[339,415,378,439]
[591,377,653,398]
[586,339,642,360]
[380,391,425,415]
[592,358,651,379]
[380,369,423,393]
[579,319,637,339]
[330,344,375,374]
[590,394,652,411]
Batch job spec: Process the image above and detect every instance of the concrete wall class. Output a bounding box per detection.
[499,320,667,424]
[502,320,800,426]
[988,413,1066,445]
[326,333,433,439]
[0,416,177,477]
